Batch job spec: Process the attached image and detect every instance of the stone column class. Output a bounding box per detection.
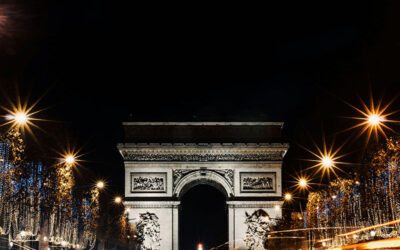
[172,203,180,250]
[228,203,235,250]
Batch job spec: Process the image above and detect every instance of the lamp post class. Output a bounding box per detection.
[114,196,122,204]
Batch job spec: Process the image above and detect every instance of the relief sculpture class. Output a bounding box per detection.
[135,212,161,250]
[131,173,166,193]
[240,172,276,193]
[244,209,271,250]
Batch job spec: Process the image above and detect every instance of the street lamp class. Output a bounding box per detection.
[114,196,122,204]
[96,181,105,189]
[64,155,76,165]
[321,156,334,168]
[368,113,384,126]
[13,112,28,125]
[299,178,308,189]
[284,193,292,201]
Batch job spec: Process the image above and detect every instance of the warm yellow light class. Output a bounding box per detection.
[96,181,105,189]
[321,156,334,168]
[368,113,383,126]
[274,204,281,210]
[114,196,122,204]
[299,178,308,188]
[365,238,400,249]
[345,94,397,143]
[13,112,28,125]
[284,193,292,201]
[65,155,76,165]
[300,139,345,179]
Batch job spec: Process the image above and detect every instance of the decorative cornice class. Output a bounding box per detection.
[122,122,284,126]
[119,143,288,162]
[118,142,289,149]
[121,152,285,162]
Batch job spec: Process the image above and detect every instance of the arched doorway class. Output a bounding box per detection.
[179,184,228,250]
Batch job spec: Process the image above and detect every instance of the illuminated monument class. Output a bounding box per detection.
[118,122,288,249]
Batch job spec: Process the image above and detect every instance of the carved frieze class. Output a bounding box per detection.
[240,172,276,193]
[131,172,167,193]
[122,152,284,162]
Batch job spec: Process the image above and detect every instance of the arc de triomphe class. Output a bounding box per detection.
[118,122,288,249]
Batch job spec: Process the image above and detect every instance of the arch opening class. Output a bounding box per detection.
[179,184,228,250]
[174,170,233,199]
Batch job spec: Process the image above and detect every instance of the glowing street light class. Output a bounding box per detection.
[64,155,76,165]
[321,156,334,168]
[274,204,281,210]
[114,196,122,204]
[368,113,384,126]
[284,193,292,201]
[345,94,397,143]
[197,243,204,250]
[13,111,28,125]
[96,181,105,189]
[293,175,311,192]
[299,178,308,188]
[300,138,346,179]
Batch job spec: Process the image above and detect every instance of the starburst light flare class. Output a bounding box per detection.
[344,93,398,143]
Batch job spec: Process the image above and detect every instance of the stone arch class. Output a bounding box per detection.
[173,170,234,198]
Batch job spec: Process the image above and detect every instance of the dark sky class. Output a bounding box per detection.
[1,0,400,195]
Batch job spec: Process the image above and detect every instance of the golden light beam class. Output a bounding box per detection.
[342,93,399,144]
[58,148,85,169]
[290,173,313,193]
[298,137,349,180]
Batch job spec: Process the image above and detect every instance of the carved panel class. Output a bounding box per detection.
[131,172,167,193]
[240,172,276,193]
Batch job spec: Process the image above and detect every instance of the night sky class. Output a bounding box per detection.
[1,0,400,247]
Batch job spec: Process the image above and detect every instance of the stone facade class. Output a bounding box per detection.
[119,123,288,250]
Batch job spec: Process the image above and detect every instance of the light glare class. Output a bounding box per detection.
[114,196,122,204]
[96,181,105,189]
[322,156,334,168]
[368,114,383,126]
[14,112,28,124]
[299,178,307,188]
[65,155,75,165]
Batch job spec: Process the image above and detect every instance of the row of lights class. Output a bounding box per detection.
[61,154,123,204]
[4,96,392,250]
